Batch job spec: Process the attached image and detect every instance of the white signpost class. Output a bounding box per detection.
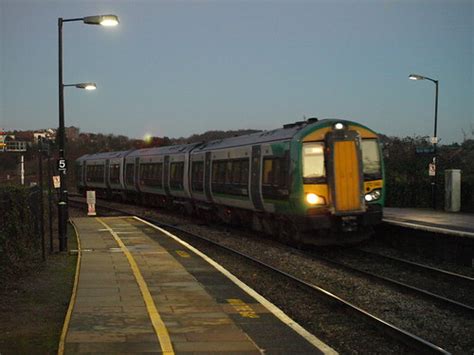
[86,190,97,216]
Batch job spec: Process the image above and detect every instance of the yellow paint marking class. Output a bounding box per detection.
[227,299,260,318]
[96,218,175,355]
[58,220,82,355]
[176,250,191,258]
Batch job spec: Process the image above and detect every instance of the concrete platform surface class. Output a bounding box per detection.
[383,207,474,238]
[63,216,335,354]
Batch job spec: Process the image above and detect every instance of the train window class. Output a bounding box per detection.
[191,161,204,192]
[86,165,105,183]
[211,159,249,196]
[211,160,230,185]
[263,159,273,185]
[303,143,325,183]
[139,163,163,188]
[232,161,241,184]
[217,162,226,184]
[170,162,184,189]
[262,157,289,200]
[240,160,249,185]
[97,165,104,182]
[154,163,163,187]
[361,139,382,180]
[225,161,233,184]
[126,163,134,185]
[211,161,219,183]
[110,164,120,184]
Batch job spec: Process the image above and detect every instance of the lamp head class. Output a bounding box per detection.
[75,83,97,90]
[409,74,425,81]
[83,14,119,26]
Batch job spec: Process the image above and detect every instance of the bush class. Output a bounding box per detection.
[382,136,474,211]
[0,186,42,284]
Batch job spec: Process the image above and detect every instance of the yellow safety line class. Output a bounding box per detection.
[58,220,82,355]
[96,217,175,355]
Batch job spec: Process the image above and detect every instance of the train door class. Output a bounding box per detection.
[204,152,213,202]
[105,159,110,189]
[82,162,87,188]
[134,157,140,191]
[326,130,365,213]
[250,145,264,211]
[163,155,171,196]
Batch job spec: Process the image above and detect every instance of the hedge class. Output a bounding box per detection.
[0,186,42,284]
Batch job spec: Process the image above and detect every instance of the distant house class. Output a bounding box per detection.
[33,128,56,142]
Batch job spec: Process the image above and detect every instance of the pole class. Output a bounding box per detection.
[432,80,439,210]
[58,18,68,251]
[20,155,25,185]
[47,147,54,253]
[38,139,46,261]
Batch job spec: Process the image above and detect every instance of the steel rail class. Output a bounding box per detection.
[305,250,474,313]
[355,248,474,282]
[68,197,450,354]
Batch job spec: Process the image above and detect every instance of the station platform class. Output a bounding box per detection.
[60,216,335,354]
[383,207,474,238]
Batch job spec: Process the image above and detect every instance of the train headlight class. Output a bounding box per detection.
[306,193,325,205]
[365,189,381,202]
[334,122,345,130]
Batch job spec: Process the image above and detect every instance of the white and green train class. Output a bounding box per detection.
[76,118,384,244]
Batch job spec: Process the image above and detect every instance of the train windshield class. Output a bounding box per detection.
[303,142,325,183]
[361,139,382,180]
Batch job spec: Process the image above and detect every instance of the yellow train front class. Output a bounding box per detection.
[283,119,384,244]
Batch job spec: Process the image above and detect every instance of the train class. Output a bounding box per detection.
[75,118,384,245]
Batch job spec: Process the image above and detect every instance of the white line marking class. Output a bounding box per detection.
[383,219,474,238]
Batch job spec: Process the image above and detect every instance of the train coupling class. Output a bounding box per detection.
[340,216,359,232]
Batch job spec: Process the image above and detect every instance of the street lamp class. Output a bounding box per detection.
[64,83,97,90]
[409,73,439,209]
[58,15,118,252]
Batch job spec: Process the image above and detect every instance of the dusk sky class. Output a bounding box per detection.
[1,0,472,144]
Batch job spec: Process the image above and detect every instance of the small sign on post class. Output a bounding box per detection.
[86,190,96,216]
[53,175,61,189]
[57,158,67,172]
[429,163,436,177]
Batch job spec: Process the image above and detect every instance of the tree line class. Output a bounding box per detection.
[1,129,472,211]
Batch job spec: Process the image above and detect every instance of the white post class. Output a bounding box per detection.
[86,190,97,216]
[445,169,461,212]
[20,155,25,185]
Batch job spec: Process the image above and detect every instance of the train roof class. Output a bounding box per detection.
[192,118,378,152]
[192,123,306,153]
[192,118,365,152]
[76,150,133,162]
[126,142,200,158]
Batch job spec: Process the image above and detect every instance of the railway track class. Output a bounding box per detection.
[69,196,455,353]
[356,248,474,282]
[306,248,474,313]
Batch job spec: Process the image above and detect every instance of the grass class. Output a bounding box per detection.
[0,224,78,354]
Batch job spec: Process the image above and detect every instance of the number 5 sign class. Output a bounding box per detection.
[57,159,67,172]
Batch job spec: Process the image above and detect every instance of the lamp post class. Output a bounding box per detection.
[409,73,439,209]
[58,15,119,252]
